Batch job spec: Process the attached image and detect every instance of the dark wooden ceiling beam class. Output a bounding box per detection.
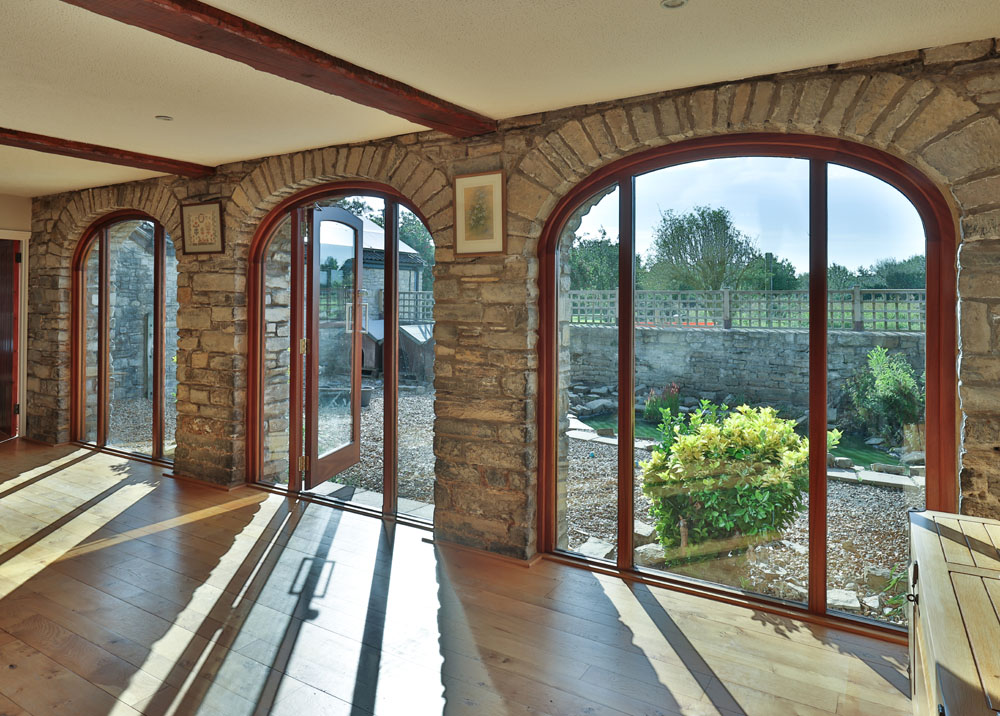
[59,0,498,138]
[0,127,215,177]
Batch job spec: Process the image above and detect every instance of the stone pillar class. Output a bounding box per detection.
[172,255,248,486]
[431,227,540,559]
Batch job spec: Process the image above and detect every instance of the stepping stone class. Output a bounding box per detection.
[827,588,861,611]
[634,542,666,567]
[634,520,656,547]
[576,537,615,560]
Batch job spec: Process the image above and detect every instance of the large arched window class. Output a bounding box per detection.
[248,184,436,523]
[71,212,179,460]
[539,135,956,630]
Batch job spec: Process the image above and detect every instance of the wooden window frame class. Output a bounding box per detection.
[537,133,958,632]
[246,182,430,520]
[70,210,173,462]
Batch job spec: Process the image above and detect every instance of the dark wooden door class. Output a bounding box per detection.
[0,240,18,441]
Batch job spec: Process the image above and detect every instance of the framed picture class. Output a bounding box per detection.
[181,201,225,255]
[454,171,505,255]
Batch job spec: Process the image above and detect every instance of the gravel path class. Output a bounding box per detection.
[107,397,177,456]
[565,436,914,625]
[323,384,436,504]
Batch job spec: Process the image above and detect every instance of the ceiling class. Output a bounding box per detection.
[3,0,1000,198]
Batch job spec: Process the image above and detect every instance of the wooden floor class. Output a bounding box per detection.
[0,441,912,716]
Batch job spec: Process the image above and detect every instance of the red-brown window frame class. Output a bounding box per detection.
[246,181,432,518]
[70,210,173,462]
[537,133,958,626]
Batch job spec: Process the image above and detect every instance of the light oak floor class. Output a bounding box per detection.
[0,441,911,715]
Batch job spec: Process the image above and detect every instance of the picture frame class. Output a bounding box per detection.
[454,171,506,256]
[181,201,225,255]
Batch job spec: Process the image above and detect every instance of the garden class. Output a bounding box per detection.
[564,345,926,625]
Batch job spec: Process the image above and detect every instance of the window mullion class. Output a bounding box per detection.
[383,200,399,515]
[617,177,636,570]
[808,159,829,614]
[152,223,165,460]
[97,227,109,447]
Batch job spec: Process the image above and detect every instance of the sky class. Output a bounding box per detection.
[574,157,925,273]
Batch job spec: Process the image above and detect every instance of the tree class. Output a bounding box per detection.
[644,206,759,290]
[333,198,435,289]
[566,228,619,290]
[739,252,799,290]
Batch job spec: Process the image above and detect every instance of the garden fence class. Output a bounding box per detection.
[568,288,926,331]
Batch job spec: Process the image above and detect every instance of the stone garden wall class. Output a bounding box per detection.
[569,324,925,417]
[25,39,1000,557]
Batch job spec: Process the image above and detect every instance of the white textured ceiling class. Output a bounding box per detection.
[3,0,1000,197]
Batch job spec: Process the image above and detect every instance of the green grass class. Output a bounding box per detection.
[830,434,900,467]
[580,415,664,441]
[581,415,901,466]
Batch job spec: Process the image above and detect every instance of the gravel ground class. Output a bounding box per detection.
[323,383,436,504]
[565,437,915,625]
[107,397,177,456]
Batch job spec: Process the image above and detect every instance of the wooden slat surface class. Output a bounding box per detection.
[0,441,911,715]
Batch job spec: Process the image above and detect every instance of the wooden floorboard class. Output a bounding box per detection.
[0,441,911,715]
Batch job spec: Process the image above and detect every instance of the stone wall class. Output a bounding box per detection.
[25,39,1000,557]
[568,324,926,416]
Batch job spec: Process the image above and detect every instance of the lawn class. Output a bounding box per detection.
[580,416,902,466]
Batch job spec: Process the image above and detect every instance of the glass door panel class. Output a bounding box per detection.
[308,206,363,488]
[106,220,155,454]
[631,157,812,602]
[555,185,620,560]
[826,164,926,624]
[82,242,101,444]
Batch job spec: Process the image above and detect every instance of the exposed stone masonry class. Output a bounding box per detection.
[25,39,1000,557]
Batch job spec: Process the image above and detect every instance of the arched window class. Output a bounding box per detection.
[248,184,437,522]
[72,212,179,460]
[538,135,956,630]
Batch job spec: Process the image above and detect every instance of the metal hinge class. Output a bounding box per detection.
[298,455,309,472]
[299,338,309,355]
[13,404,19,415]
[14,252,21,263]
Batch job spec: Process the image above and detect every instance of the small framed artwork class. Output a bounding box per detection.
[181,201,225,255]
[454,171,505,255]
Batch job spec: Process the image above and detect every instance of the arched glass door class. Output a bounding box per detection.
[252,188,437,522]
[72,213,178,461]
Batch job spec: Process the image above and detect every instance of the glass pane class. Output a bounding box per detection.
[316,218,356,458]
[261,215,292,486]
[633,157,812,604]
[556,184,620,561]
[397,204,435,521]
[310,196,385,510]
[163,234,178,458]
[82,242,100,444]
[106,220,155,455]
[827,164,926,625]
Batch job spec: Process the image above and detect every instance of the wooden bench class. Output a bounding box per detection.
[909,510,1000,716]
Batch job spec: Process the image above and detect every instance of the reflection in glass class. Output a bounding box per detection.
[631,158,812,602]
[82,244,100,444]
[826,164,926,625]
[556,184,620,561]
[316,219,356,458]
[262,216,293,485]
[164,235,179,457]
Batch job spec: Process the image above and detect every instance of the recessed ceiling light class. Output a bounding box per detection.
[154,115,174,121]
[660,0,688,7]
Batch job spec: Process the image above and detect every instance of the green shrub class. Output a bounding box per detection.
[640,404,840,557]
[845,346,924,443]
[643,383,680,423]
